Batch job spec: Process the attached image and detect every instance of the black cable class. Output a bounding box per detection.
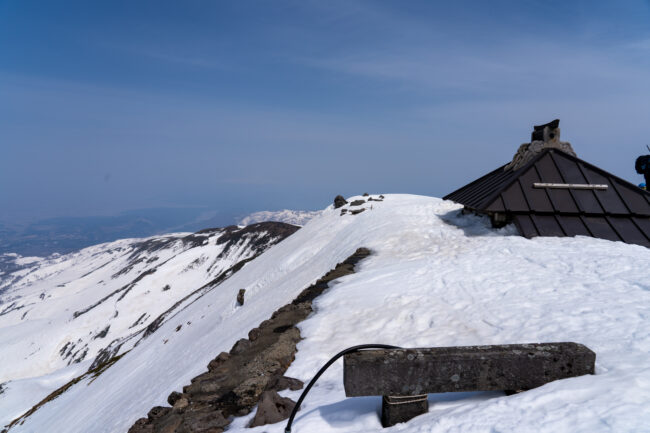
[284,344,401,433]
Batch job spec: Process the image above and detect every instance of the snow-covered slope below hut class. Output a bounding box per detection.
[3,194,650,433]
[0,222,299,426]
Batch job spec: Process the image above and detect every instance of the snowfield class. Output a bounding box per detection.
[238,209,322,226]
[0,223,298,427]
[2,194,650,433]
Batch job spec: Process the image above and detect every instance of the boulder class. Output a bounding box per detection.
[167,391,183,406]
[230,338,251,355]
[155,414,183,433]
[249,390,297,427]
[248,327,261,341]
[172,397,189,411]
[270,375,304,391]
[127,418,153,433]
[182,410,229,433]
[333,195,347,209]
[147,406,171,421]
[236,289,245,306]
[207,352,230,371]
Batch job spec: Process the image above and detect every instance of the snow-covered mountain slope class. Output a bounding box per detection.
[3,194,650,433]
[0,222,298,426]
[238,209,322,226]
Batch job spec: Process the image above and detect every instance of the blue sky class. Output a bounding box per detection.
[2,0,650,224]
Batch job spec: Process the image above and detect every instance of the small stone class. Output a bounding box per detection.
[362,192,369,196]
[236,407,252,417]
[207,352,230,371]
[127,418,153,433]
[249,390,297,427]
[271,376,304,391]
[350,208,366,215]
[333,195,347,209]
[182,410,229,432]
[167,391,182,406]
[233,377,272,407]
[173,397,189,411]
[230,338,251,355]
[147,406,171,421]
[237,289,245,306]
[248,327,261,341]
[155,414,183,433]
[349,200,366,206]
[340,209,348,215]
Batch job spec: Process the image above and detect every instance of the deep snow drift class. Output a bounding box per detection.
[2,195,650,433]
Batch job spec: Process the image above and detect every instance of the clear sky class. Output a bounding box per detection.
[2,0,650,224]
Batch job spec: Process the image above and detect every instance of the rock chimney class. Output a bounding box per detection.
[504,119,576,171]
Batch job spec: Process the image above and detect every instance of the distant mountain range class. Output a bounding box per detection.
[0,208,319,258]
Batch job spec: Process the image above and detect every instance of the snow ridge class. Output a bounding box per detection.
[2,195,650,433]
[239,210,322,227]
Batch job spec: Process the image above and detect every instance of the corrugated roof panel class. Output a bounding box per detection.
[612,180,650,215]
[607,217,650,247]
[548,188,580,213]
[513,214,538,238]
[579,164,629,214]
[536,152,566,183]
[581,216,621,242]
[632,217,650,240]
[551,153,604,214]
[445,165,511,210]
[535,153,579,213]
[519,166,554,212]
[501,181,529,212]
[531,214,565,237]
[485,195,505,212]
[556,215,591,237]
[460,168,516,210]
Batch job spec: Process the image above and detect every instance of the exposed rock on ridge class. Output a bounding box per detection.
[128,247,371,433]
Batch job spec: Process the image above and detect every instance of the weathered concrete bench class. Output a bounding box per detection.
[343,342,596,427]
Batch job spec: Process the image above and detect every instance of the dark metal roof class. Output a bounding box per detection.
[444,149,650,247]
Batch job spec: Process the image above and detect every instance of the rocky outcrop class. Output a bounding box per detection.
[128,248,371,433]
[333,195,347,209]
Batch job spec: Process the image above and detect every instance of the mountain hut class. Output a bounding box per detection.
[444,120,650,247]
